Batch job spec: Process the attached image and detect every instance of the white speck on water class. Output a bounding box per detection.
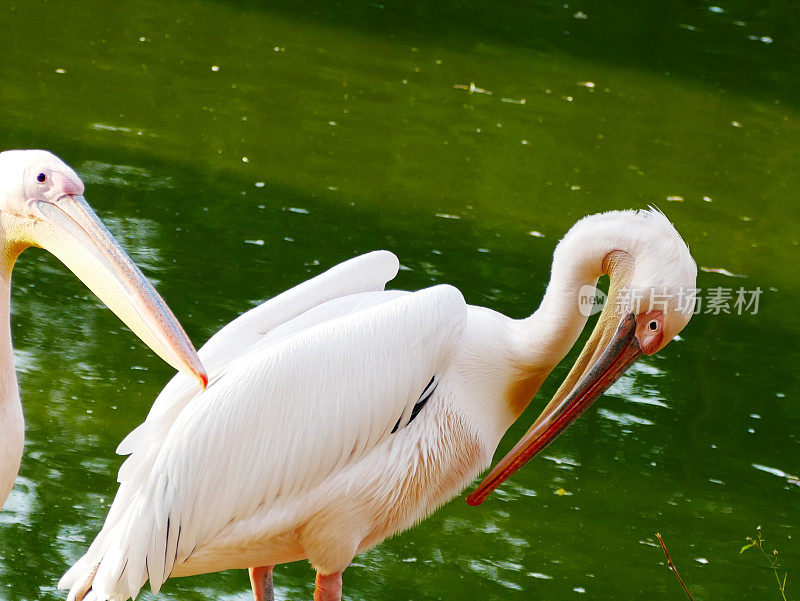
[573,587,586,593]
[679,23,696,31]
[329,121,337,126]
[577,81,595,88]
[245,239,265,246]
[573,11,587,19]
[748,35,773,43]
[750,413,761,419]
[287,207,310,214]
[139,36,149,42]
[435,213,461,220]
[328,186,338,191]
[55,68,66,74]
[528,572,553,580]
[776,392,785,398]
[563,95,574,101]
[544,455,581,467]
[709,478,725,485]
[667,195,684,202]
[703,195,713,202]
[695,557,709,564]
[747,428,755,433]
[501,97,526,104]
[624,394,669,409]
[699,266,746,277]
[731,121,742,127]
[521,140,529,145]
[283,237,294,242]
[477,248,489,253]
[90,123,132,133]
[242,156,249,162]
[211,65,220,72]
[753,464,800,485]
[453,81,493,95]
[570,184,581,191]
[528,230,545,238]
[255,182,265,188]
[707,5,726,13]
[598,408,654,426]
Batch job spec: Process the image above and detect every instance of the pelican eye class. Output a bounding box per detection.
[36,172,47,183]
[648,320,658,331]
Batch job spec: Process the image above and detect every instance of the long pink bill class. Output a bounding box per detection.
[467,313,642,506]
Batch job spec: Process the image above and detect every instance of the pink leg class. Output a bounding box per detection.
[313,571,343,601]
[249,566,275,601]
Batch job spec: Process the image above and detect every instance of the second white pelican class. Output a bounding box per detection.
[0,150,206,511]
[61,208,696,601]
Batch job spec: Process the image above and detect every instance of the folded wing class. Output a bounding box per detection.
[61,274,467,601]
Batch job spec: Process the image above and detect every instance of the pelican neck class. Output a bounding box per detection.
[0,272,23,509]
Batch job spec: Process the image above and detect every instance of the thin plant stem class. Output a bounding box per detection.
[741,526,790,601]
[754,533,788,601]
[656,532,695,601]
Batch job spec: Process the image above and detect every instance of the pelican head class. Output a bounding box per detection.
[0,150,206,385]
[468,209,696,504]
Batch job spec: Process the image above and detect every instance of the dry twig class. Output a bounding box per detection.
[656,532,695,601]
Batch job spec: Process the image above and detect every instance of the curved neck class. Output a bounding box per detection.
[525,240,625,359]
[0,256,22,509]
[508,220,638,416]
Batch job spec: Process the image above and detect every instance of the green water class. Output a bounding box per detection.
[1,0,798,599]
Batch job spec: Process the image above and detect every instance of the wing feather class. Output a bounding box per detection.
[116,250,399,459]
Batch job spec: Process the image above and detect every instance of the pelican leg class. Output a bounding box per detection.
[248,566,275,601]
[313,571,343,601]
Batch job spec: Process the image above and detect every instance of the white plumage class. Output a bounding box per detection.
[61,209,697,601]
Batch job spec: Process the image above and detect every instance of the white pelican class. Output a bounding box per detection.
[61,208,696,601]
[0,149,206,510]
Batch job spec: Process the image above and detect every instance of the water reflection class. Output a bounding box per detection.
[0,476,36,528]
[99,216,167,281]
[78,162,172,191]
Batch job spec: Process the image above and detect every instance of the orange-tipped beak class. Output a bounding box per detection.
[467,313,642,506]
[27,194,207,388]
